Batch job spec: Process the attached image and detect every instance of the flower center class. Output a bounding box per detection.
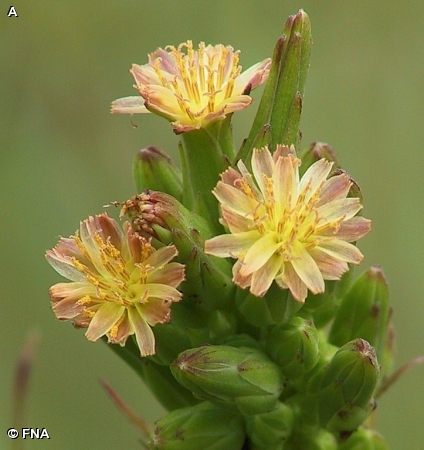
[71,233,152,309]
[240,173,324,261]
[152,41,241,119]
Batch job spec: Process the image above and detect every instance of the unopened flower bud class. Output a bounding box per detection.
[339,426,389,450]
[171,345,285,415]
[265,317,320,379]
[238,9,312,161]
[245,401,294,449]
[133,146,183,200]
[329,266,391,374]
[299,142,340,175]
[317,339,379,436]
[285,428,337,450]
[148,401,245,450]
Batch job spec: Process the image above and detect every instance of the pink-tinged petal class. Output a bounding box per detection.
[316,198,362,224]
[52,297,86,320]
[317,239,364,264]
[137,283,182,303]
[290,242,325,295]
[251,147,274,194]
[298,159,333,203]
[213,182,256,217]
[332,216,372,242]
[216,95,253,114]
[221,166,241,186]
[85,303,125,342]
[317,173,351,206]
[138,297,172,326]
[142,85,183,117]
[129,307,156,356]
[93,214,124,250]
[143,245,178,270]
[49,281,95,303]
[279,262,308,303]
[170,122,201,133]
[148,48,178,75]
[308,247,349,280]
[131,63,164,86]
[109,314,132,345]
[52,237,91,265]
[45,250,85,282]
[250,254,283,297]
[233,58,271,92]
[147,262,185,288]
[111,96,149,114]
[220,205,254,233]
[273,155,298,217]
[232,260,253,290]
[241,233,280,276]
[205,230,260,258]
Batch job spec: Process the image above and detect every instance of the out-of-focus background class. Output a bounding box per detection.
[1,1,423,448]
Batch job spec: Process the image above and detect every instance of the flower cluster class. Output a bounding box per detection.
[46,19,398,449]
[46,214,184,356]
[205,145,371,302]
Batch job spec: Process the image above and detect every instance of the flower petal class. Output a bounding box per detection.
[241,233,281,276]
[111,96,149,114]
[205,230,260,258]
[317,173,351,206]
[250,254,283,297]
[279,262,308,303]
[317,239,364,264]
[85,303,125,342]
[290,242,325,295]
[129,306,156,356]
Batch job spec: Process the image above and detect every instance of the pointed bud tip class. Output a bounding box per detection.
[136,146,172,162]
[366,265,387,284]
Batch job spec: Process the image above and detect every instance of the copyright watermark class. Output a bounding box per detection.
[7,428,50,439]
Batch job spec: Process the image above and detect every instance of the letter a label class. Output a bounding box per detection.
[8,6,18,17]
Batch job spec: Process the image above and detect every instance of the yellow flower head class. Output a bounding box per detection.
[46,213,184,356]
[111,41,271,133]
[205,145,371,302]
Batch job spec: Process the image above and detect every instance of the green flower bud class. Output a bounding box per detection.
[245,401,294,450]
[217,333,262,350]
[317,339,379,436]
[133,146,183,200]
[148,401,245,450]
[238,9,312,162]
[339,426,389,450]
[171,345,285,415]
[285,428,338,450]
[265,317,320,379]
[329,266,391,370]
[299,142,341,175]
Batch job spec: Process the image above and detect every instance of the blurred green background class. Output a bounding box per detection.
[1,1,423,448]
